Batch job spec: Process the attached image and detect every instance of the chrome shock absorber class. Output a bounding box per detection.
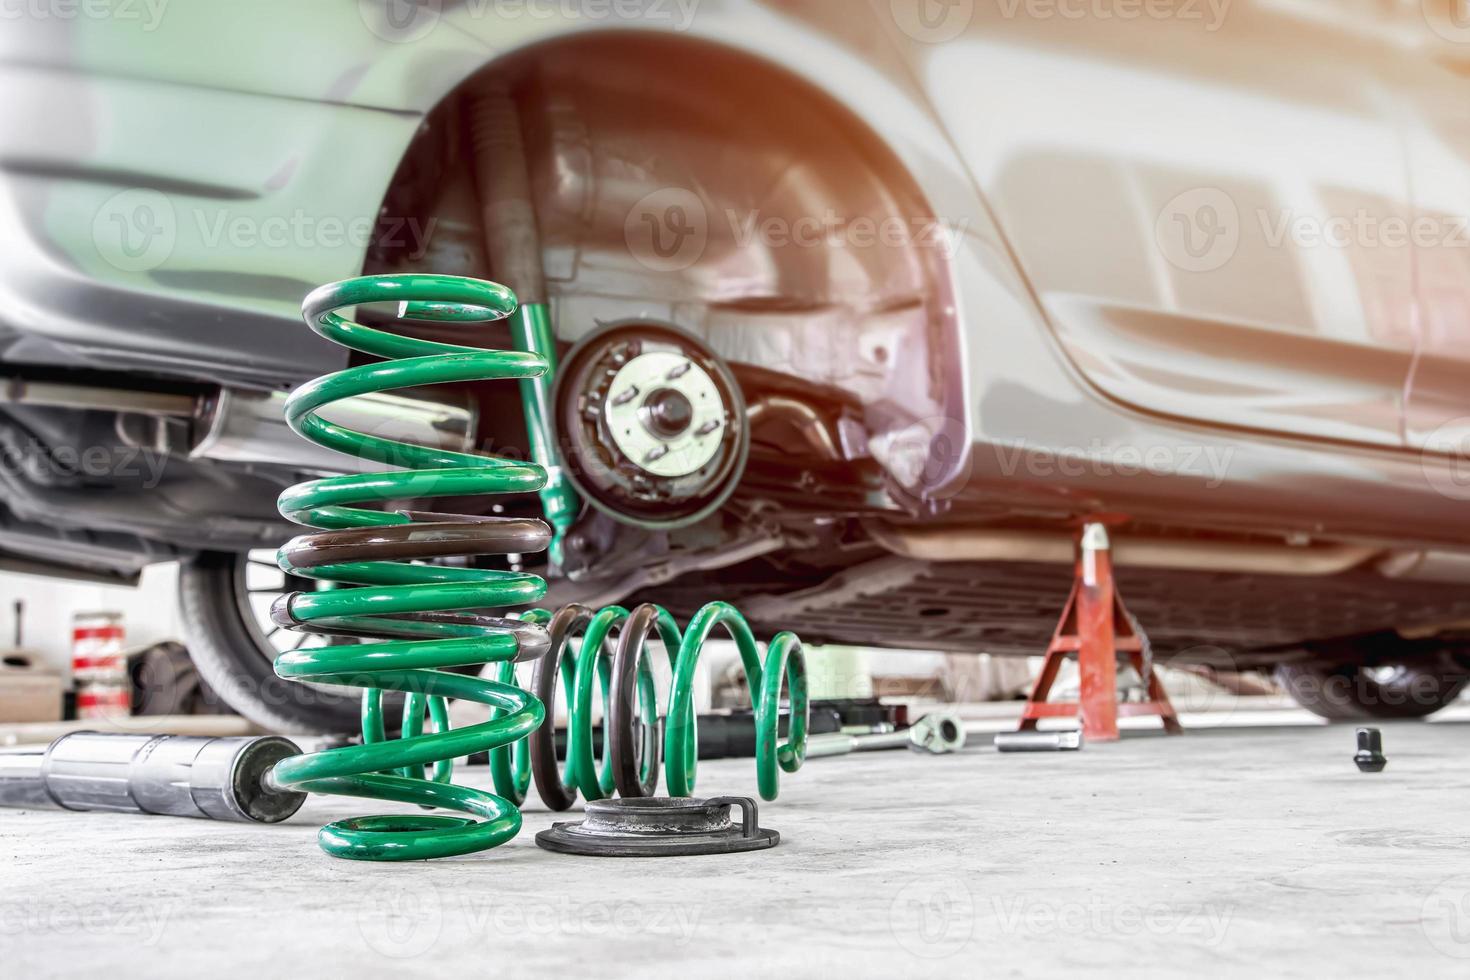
[268,273,550,862]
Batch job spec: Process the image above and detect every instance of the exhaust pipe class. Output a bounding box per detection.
[865,522,1380,576]
[0,375,475,474]
[189,388,474,473]
[0,376,194,416]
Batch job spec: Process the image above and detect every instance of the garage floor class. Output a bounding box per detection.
[6,711,1470,978]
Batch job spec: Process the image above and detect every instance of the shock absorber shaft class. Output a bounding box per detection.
[469,85,578,565]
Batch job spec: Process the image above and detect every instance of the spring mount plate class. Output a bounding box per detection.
[535,796,779,857]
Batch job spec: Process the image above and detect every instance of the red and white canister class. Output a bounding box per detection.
[72,611,130,719]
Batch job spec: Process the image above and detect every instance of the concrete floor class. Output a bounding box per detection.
[5,711,1470,978]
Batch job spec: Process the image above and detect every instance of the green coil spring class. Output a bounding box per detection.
[521,601,809,811]
[267,273,553,862]
[268,273,809,860]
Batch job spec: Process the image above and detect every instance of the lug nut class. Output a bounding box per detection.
[1354,727,1387,773]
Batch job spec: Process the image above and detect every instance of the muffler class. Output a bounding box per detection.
[0,374,474,475]
[190,388,474,473]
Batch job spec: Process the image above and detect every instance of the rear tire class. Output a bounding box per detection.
[1276,658,1468,721]
[179,550,363,733]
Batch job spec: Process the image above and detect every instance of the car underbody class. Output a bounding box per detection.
[0,32,1467,707]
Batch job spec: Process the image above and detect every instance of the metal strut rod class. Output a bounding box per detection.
[468,84,578,567]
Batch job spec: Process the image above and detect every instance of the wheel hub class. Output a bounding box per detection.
[554,322,749,529]
[608,351,725,478]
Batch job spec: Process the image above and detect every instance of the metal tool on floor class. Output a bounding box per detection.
[536,796,779,857]
[502,699,882,764]
[804,711,966,759]
[690,700,891,760]
[994,730,1085,752]
[1015,522,1181,742]
[0,732,306,823]
[1354,727,1386,772]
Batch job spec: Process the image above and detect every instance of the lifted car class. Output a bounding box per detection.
[3,3,1469,729]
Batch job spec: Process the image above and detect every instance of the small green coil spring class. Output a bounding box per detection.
[267,274,550,862]
[522,601,809,811]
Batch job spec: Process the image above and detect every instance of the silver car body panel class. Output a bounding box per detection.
[0,1,1467,545]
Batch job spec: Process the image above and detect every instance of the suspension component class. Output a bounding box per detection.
[468,85,579,565]
[0,732,306,824]
[268,273,550,862]
[555,322,749,529]
[536,796,779,857]
[524,600,808,810]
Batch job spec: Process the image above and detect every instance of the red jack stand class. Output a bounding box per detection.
[1017,522,1182,742]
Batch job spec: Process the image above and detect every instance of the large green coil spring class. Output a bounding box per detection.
[521,601,809,810]
[268,274,552,862]
[268,274,810,860]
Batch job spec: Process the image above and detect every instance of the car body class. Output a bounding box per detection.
[3,1,1470,725]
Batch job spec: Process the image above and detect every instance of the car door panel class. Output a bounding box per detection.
[890,0,1417,447]
[1390,1,1470,462]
